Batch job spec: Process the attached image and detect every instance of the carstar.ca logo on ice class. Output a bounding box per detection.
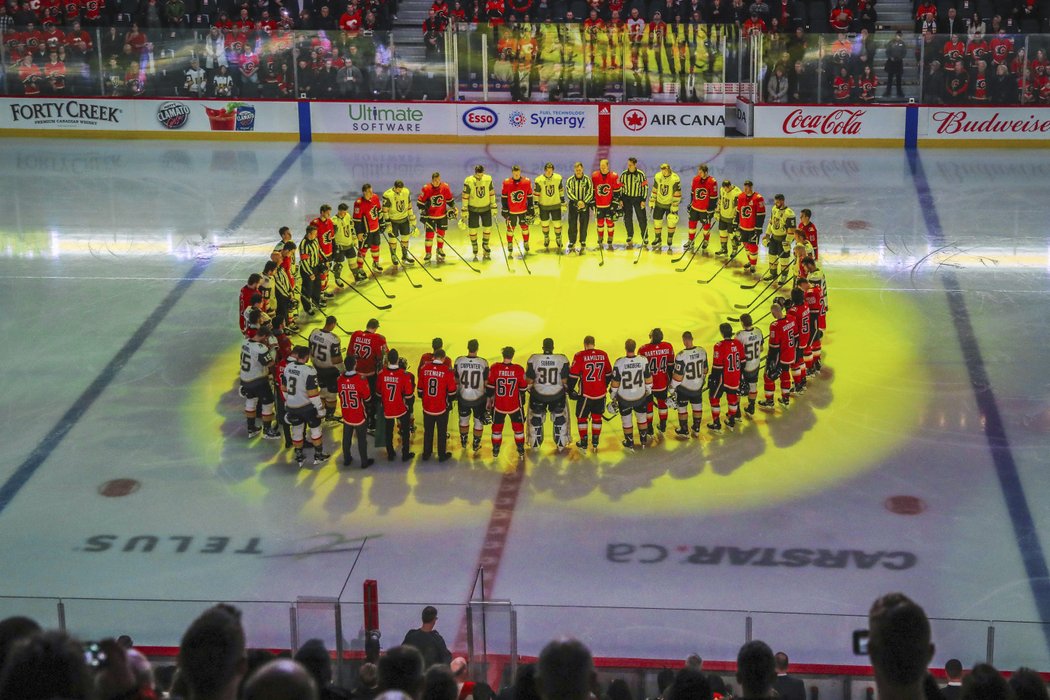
[623,108,647,131]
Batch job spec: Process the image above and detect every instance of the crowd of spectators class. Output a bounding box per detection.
[1,593,1049,700]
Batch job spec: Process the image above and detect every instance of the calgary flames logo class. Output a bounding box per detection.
[510,191,525,203]
[741,205,753,218]
[596,184,611,197]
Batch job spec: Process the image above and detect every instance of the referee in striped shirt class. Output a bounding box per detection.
[620,157,649,246]
[565,161,595,253]
[299,224,325,315]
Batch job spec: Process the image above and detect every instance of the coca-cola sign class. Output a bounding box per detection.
[929,109,1050,138]
[783,108,865,135]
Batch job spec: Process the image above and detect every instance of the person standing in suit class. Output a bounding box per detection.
[941,659,964,700]
[773,652,806,700]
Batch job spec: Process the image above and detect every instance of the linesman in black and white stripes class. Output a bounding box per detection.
[619,157,649,248]
[565,162,595,254]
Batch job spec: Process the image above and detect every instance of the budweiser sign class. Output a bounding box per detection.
[931,110,1050,136]
[782,108,865,135]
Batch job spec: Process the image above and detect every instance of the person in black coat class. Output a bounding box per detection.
[989,63,1016,103]
[402,606,453,669]
[773,653,806,700]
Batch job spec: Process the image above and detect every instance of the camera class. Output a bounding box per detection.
[852,629,869,655]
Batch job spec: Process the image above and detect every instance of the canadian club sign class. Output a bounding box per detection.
[929,109,1050,138]
[782,108,865,135]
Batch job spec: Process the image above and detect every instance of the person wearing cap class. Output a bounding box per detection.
[650,163,682,251]
[350,319,389,433]
[619,157,649,249]
[534,162,566,253]
[460,165,497,261]
[716,179,742,258]
[735,179,766,276]
[763,193,796,282]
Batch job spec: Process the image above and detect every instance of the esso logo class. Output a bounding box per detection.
[462,106,498,131]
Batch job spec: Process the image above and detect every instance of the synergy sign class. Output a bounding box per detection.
[456,104,595,137]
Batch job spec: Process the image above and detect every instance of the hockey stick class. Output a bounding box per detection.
[360,256,395,299]
[497,219,514,273]
[441,234,481,274]
[338,272,393,311]
[399,243,442,282]
[696,246,743,285]
[379,226,422,289]
[515,237,532,275]
[596,234,606,267]
[729,277,795,321]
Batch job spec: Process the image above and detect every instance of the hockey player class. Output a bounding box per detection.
[383,180,419,266]
[417,171,456,262]
[799,276,824,375]
[238,273,262,334]
[534,162,565,252]
[353,183,385,273]
[568,335,612,451]
[565,162,595,253]
[619,157,648,249]
[687,164,718,253]
[460,165,497,260]
[283,345,331,467]
[501,165,535,254]
[789,286,812,392]
[310,204,336,298]
[240,325,280,439]
[716,179,742,258]
[708,322,745,431]
[378,348,416,462]
[759,301,797,409]
[333,202,365,284]
[649,163,682,251]
[736,180,766,276]
[793,229,815,275]
[418,337,452,375]
[299,224,326,316]
[611,339,654,448]
[486,346,528,460]
[338,356,374,469]
[638,328,674,436]
[670,331,708,437]
[419,348,459,462]
[734,313,765,416]
[526,338,571,449]
[592,158,621,250]
[454,339,490,452]
[798,208,819,259]
[308,315,344,421]
[764,193,797,282]
[349,318,388,432]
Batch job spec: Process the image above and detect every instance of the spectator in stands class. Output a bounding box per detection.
[126,648,157,699]
[707,675,729,700]
[857,0,876,34]
[451,657,475,700]
[939,7,964,35]
[355,662,381,700]
[773,652,805,700]
[402,607,452,669]
[243,659,319,700]
[1009,669,1049,700]
[884,30,905,96]
[537,639,593,700]
[668,668,710,700]
[766,62,788,101]
[179,603,247,700]
[945,59,969,102]
[924,59,944,102]
[734,641,776,700]
[165,0,186,26]
[990,62,1015,101]
[971,58,990,100]
[857,63,878,100]
[379,646,426,700]
[832,65,853,101]
[294,639,349,700]
[0,616,41,675]
[425,665,459,700]
[867,593,934,700]
[0,630,91,700]
[942,660,964,700]
[960,664,1011,700]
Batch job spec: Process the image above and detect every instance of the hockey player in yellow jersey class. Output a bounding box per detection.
[534,162,565,252]
[382,180,418,266]
[716,179,742,258]
[460,164,497,260]
[764,194,797,282]
[648,163,682,250]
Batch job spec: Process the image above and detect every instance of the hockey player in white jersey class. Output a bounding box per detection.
[734,313,765,416]
[454,339,490,452]
[610,339,654,448]
[240,325,280,440]
[283,345,331,467]
[308,315,344,422]
[670,330,708,437]
[526,337,571,449]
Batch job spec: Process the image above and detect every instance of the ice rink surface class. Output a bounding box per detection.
[2,138,1050,670]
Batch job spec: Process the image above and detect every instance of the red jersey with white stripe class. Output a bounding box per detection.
[501,177,534,215]
[239,285,256,332]
[791,301,811,350]
[417,352,452,376]
[338,372,372,425]
[638,341,675,391]
[353,194,382,233]
[591,170,620,208]
[349,330,387,376]
[570,348,613,399]
[690,175,718,213]
[311,216,335,255]
[418,362,459,415]
[487,362,527,413]
[769,316,798,366]
[711,338,745,386]
[417,182,455,217]
[799,221,818,256]
[736,191,765,231]
[377,367,414,418]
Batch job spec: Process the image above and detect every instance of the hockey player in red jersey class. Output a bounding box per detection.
[378,348,416,461]
[418,347,459,462]
[687,164,719,253]
[310,204,335,298]
[486,346,528,460]
[568,335,613,452]
[417,171,456,262]
[708,322,745,431]
[592,158,621,250]
[789,287,812,392]
[238,273,262,333]
[338,356,374,469]
[501,165,535,254]
[759,300,797,409]
[799,276,824,375]
[736,180,766,276]
[353,183,385,273]
[349,318,388,432]
[798,208,819,259]
[803,257,827,372]
[638,328,675,437]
